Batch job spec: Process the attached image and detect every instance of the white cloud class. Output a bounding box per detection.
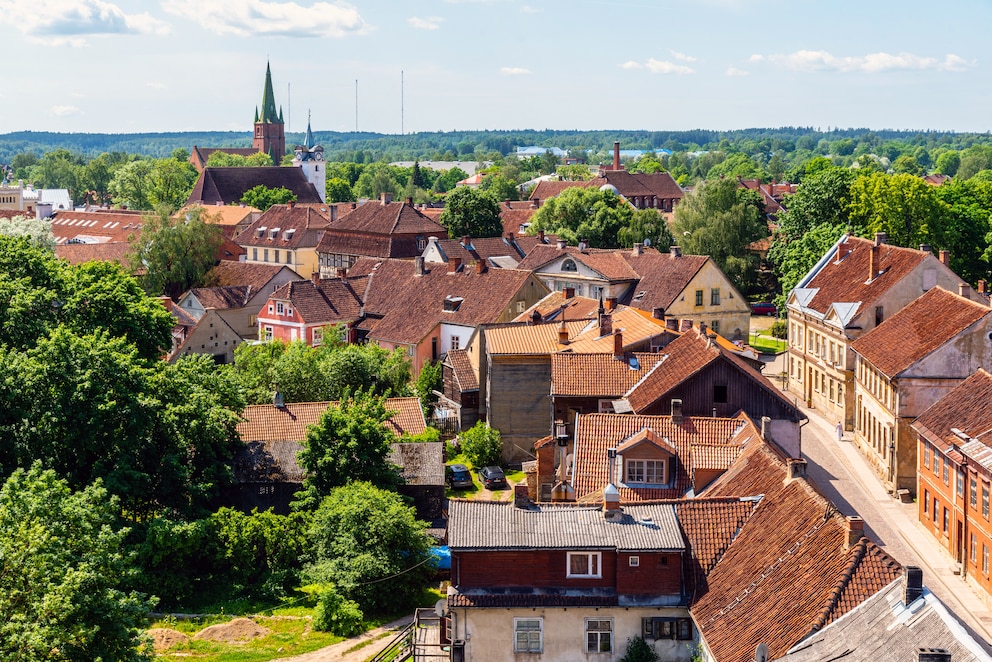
[726,66,748,76]
[500,66,531,75]
[623,58,694,75]
[670,50,696,63]
[50,105,80,117]
[408,16,443,29]
[521,4,541,12]
[751,49,973,73]
[0,0,169,43]
[161,0,369,38]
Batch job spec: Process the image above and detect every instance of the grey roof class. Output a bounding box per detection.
[389,441,444,486]
[776,577,992,662]
[448,501,684,552]
[231,439,303,484]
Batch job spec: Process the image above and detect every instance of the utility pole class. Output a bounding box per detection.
[401,70,404,135]
[355,79,359,132]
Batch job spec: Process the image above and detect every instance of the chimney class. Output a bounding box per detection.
[665,316,679,332]
[613,329,623,358]
[461,235,471,246]
[632,242,643,256]
[380,192,393,205]
[698,322,708,337]
[671,399,683,424]
[905,566,924,604]
[405,196,413,206]
[959,283,972,298]
[476,259,486,274]
[836,242,851,261]
[844,515,864,551]
[787,458,807,479]
[414,255,426,277]
[869,243,879,282]
[613,141,621,171]
[604,448,621,516]
[330,205,338,222]
[917,649,951,662]
[563,286,575,299]
[761,416,770,440]
[531,197,540,209]
[350,202,357,210]
[513,483,532,509]
[449,256,462,273]
[288,200,295,209]
[273,391,285,409]
[557,239,567,250]
[600,313,613,337]
[311,271,320,286]
[605,297,617,311]
[939,249,950,265]
[558,320,570,345]
[874,231,887,246]
[652,306,665,320]
[979,279,988,294]
[670,245,682,258]
[336,267,347,279]
[578,238,589,252]
[529,309,542,325]
[919,243,932,254]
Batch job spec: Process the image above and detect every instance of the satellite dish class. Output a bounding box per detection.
[643,238,651,247]
[434,598,448,618]
[755,643,769,662]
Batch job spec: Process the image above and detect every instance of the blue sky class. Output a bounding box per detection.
[0,0,989,135]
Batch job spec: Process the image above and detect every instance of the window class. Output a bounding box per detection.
[416,236,427,251]
[924,489,929,514]
[567,551,602,578]
[972,477,978,508]
[516,300,525,313]
[713,384,728,403]
[629,556,640,567]
[985,545,990,575]
[585,619,613,653]
[923,443,930,470]
[943,461,949,486]
[958,470,965,497]
[262,326,273,341]
[450,335,460,351]
[695,290,704,306]
[972,533,978,563]
[626,459,665,484]
[514,618,542,653]
[274,249,279,263]
[252,248,258,261]
[933,497,938,524]
[934,455,940,476]
[286,251,293,264]
[943,507,949,534]
[710,288,720,305]
[561,258,577,272]
[983,483,990,520]
[312,327,324,347]
[710,320,719,333]
[643,618,693,641]
[263,248,269,262]
[276,302,284,315]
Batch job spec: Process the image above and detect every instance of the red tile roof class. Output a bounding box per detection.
[237,396,426,442]
[54,242,132,266]
[527,171,684,204]
[620,249,709,312]
[49,210,145,244]
[234,204,330,249]
[850,286,992,377]
[570,412,760,502]
[675,497,760,597]
[427,234,555,266]
[515,244,640,280]
[269,276,367,325]
[694,442,902,661]
[513,291,603,323]
[801,236,930,318]
[912,369,992,451]
[205,262,300,291]
[188,285,252,310]
[323,199,443,236]
[446,349,478,391]
[551,352,665,397]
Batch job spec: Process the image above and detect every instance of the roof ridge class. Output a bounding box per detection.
[811,536,869,633]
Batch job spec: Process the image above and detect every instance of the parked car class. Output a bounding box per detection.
[479,466,508,489]
[446,464,473,489]
[751,301,777,316]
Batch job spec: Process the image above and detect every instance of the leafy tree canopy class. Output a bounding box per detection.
[240,184,297,211]
[438,186,503,239]
[527,186,662,248]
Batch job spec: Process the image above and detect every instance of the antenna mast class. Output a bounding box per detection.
[355,79,359,132]
[401,70,404,135]
[287,82,291,132]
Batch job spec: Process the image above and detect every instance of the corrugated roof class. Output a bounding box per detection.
[389,441,444,486]
[448,500,684,552]
[850,287,991,377]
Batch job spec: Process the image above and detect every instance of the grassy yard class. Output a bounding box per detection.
[750,333,786,354]
[445,452,524,500]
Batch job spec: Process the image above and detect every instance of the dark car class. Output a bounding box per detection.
[446,464,473,489]
[751,301,777,316]
[479,466,508,489]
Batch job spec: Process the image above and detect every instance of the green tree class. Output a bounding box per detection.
[892,154,924,176]
[672,178,767,291]
[296,391,401,506]
[0,465,155,661]
[935,150,961,177]
[767,222,846,310]
[36,148,84,194]
[354,164,401,199]
[0,215,55,249]
[846,172,946,248]
[415,359,442,419]
[326,177,355,203]
[241,184,297,211]
[148,156,199,209]
[527,186,634,248]
[460,421,502,468]
[778,166,857,237]
[129,206,224,299]
[206,151,273,167]
[109,160,154,209]
[480,173,520,202]
[556,164,594,181]
[306,482,434,612]
[439,186,504,238]
[618,208,674,251]
[80,154,114,206]
[431,167,468,193]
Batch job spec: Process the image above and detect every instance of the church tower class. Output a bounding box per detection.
[292,112,326,202]
[253,62,285,163]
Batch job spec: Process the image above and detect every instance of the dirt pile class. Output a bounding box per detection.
[193,617,270,643]
[148,628,189,651]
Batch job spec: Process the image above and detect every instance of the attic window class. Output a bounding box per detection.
[269,227,280,239]
[634,291,646,301]
[256,226,267,238]
[561,258,578,272]
[443,296,464,312]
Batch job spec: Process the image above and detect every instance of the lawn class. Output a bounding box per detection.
[445,452,524,501]
[749,331,786,354]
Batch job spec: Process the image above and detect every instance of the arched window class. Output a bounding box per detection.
[561,258,577,272]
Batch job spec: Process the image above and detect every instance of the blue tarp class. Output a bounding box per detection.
[431,546,451,570]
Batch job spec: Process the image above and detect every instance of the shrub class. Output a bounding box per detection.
[619,636,659,662]
[313,587,364,636]
[770,318,787,339]
[460,422,502,468]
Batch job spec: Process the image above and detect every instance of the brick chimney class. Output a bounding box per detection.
[844,515,864,551]
[461,235,471,246]
[531,197,540,209]
[414,255,426,277]
[558,321,570,345]
[665,316,679,332]
[836,241,851,261]
[613,329,623,358]
[600,313,613,337]
[563,286,575,299]
[939,249,950,266]
[917,649,951,662]
[652,306,665,319]
[405,196,413,206]
[959,282,972,298]
[874,232,887,247]
[786,458,807,479]
[449,256,462,273]
[311,271,320,286]
[476,259,486,274]
[513,483,532,509]
[336,267,347,279]
[670,245,682,259]
[613,141,621,171]
[905,566,924,604]
[979,279,988,295]
[869,244,879,282]
[671,399,683,424]
[632,242,643,256]
[605,297,617,311]
[288,200,295,209]
[698,322,708,337]
[538,229,545,243]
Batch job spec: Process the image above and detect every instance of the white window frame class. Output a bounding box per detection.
[312,326,324,347]
[276,302,284,315]
[451,335,460,351]
[625,459,665,485]
[598,399,616,414]
[585,618,613,654]
[514,618,543,653]
[629,555,640,567]
[262,326,273,341]
[567,551,602,578]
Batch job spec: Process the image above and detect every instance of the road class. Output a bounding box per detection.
[762,351,992,650]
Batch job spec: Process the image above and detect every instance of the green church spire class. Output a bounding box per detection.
[258,61,282,124]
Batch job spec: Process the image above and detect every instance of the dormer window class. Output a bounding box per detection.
[626,459,665,484]
[561,258,577,272]
[443,296,464,312]
[256,226,267,238]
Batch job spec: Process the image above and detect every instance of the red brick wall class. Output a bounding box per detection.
[616,552,681,595]
[455,550,615,590]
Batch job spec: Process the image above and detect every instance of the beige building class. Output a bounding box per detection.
[234,202,330,278]
[850,286,992,494]
[786,233,979,431]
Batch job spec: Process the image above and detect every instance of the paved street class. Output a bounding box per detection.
[762,351,992,650]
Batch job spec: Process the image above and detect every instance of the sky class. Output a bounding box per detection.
[0,0,990,136]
